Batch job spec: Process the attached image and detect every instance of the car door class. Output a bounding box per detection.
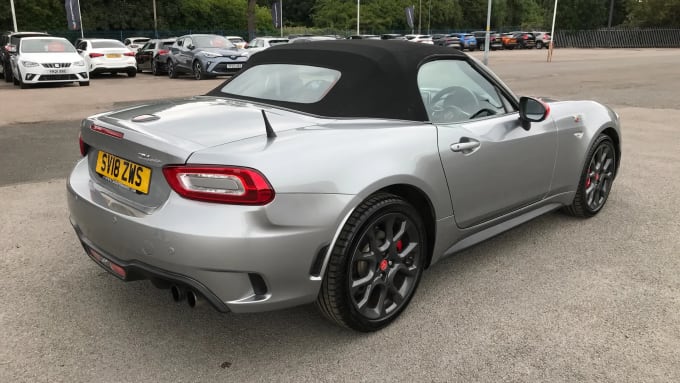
[138,41,154,70]
[178,37,193,70]
[418,59,557,229]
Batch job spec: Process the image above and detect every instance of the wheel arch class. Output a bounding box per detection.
[377,184,437,269]
[600,126,621,176]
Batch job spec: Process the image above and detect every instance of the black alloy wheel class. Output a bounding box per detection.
[317,193,426,332]
[193,61,203,80]
[127,68,136,77]
[4,63,12,82]
[565,134,617,217]
[167,60,177,78]
[152,60,160,76]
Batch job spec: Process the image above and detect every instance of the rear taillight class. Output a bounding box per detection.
[79,133,88,156]
[163,165,275,205]
[124,51,135,57]
[157,49,169,55]
[89,52,104,58]
[91,124,124,139]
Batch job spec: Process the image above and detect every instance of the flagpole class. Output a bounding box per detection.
[483,0,492,65]
[10,0,18,32]
[280,0,283,37]
[153,0,158,38]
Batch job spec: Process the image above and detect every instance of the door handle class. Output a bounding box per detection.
[450,141,481,153]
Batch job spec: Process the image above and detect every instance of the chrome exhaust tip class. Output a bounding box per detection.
[186,290,202,308]
[170,285,186,302]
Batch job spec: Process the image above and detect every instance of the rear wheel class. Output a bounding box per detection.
[317,193,426,332]
[193,61,204,80]
[79,81,89,86]
[127,68,136,77]
[167,60,177,78]
[151,60,160,76]
[536,41,544,49]
[478,42,485,51]
[3,63,12,82]
[564,134,617,218]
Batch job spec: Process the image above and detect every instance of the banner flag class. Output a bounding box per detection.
[271,2,281,29]
[405,6,415,29]
[65,0,81,30]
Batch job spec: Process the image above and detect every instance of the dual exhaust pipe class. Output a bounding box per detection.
[170,285,202,308]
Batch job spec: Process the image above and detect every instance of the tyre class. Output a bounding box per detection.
[136,64,142,73]
[478,43,485,51]
[317,193,427,332]
[13,74,19,86]
[564,134,617,218]
[168,60,177,78]
[535,41,543,49]
[151,60,160,76]
[3,63,12,82]
[193,61,204,80]
[127,69,136,77]
[79,81,89,86]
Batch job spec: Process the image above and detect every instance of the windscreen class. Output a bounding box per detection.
[21,38,76,53]
[220,64,341,104]
[193,36,235,49]
[92,40,127,49]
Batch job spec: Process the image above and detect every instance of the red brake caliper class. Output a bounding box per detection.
[585,168,592,188]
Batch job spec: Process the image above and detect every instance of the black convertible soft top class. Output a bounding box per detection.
[206,40,467,121]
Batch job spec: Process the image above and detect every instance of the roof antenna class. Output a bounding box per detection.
[261,110,277,139]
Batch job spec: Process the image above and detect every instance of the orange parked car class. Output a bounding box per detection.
[500,33,518,50]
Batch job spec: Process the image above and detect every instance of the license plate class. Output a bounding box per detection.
[95,151,152,194]
[48,69,67,74]
[106,54,121,58]
[226,64,243,69]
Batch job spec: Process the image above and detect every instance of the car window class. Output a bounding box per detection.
[220,64,341,104]
[21,38,76,53]
[92,40,126,49]
[184,37,193,48]
[269,39,288,46]
[162,41,175,48]
[193,35,234,49]
[418,59,511,124]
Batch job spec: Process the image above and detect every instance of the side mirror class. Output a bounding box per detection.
[519,96,550,130]
[187,44,195,50]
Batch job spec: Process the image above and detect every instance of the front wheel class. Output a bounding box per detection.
[317,193,426,332]
[151,60,160,76]
[564,134,617,217]
[193,61,204,80]
[127,68,136,77]
[3,63,12,82]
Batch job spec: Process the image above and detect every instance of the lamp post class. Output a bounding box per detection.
[153,0,158,38]
[548,0,558,62]
[483,0,492,66]
[357,0,360,35]
[10,0,18,32]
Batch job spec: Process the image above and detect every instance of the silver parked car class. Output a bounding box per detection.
[67,41,621,332]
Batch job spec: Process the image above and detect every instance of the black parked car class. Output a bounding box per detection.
[471,31,502,51]
[166,34,249,80]
[511,31,536,49]
[0,31,49,82]
[135,38,177,75]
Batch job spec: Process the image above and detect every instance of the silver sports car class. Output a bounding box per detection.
[67,40,621,332]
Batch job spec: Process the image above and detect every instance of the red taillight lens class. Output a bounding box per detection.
[124,51,135,57]
[79,133,88,156]
[89,52,104,58]
[90,124,124,139]
[157,49,169,55]
[163,165,275,205]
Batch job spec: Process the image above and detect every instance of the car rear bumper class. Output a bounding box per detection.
[89,58,137,73]
[66,158,353,313]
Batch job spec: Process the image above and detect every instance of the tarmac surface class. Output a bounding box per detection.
[1,48,679,382]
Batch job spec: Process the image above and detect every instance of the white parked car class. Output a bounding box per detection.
[124,36,150,51]
[76,38,137,77]
[405,34,434,44]
[225,36,247,49]
[10,36,89,88]
[245,36,289,54]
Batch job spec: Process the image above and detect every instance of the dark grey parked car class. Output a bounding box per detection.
[68,41,621,332]
[135,38,177,75]
[166,34,249,80]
